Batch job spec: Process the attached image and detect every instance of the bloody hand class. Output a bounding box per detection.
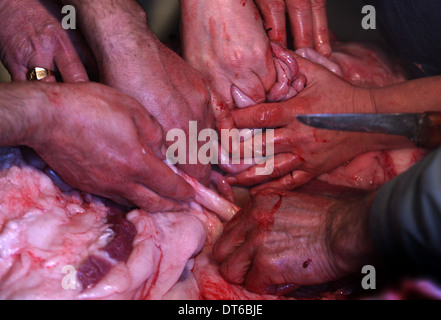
[213,189,379,295]
[27,82,195,212]
[224,54,380,191]
[254,0,331,56]
[180,0,277,109]
[0,0,95,82]
[68,0,214,185]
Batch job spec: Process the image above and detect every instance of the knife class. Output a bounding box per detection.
[296,112,441,148]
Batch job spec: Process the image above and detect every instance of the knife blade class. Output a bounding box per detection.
[296,112,441,148]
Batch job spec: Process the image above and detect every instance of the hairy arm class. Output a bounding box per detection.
[0,83,46,146]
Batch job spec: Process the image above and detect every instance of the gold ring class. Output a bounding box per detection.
[27,67,55,81]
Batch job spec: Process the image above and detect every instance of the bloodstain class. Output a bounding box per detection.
[143,249,164,299]
[258,195,283,230]
[313,130,328,143]
[215,100,227,112]
[303,259,312,268]
[240,0,247,6]
[382,151,397,181]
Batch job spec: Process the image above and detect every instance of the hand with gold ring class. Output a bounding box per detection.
[0,0,97,82]
[26,67,56,81]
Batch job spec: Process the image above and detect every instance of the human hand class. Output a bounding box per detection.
[254,0,331,56]
[223,54,380,190]
[68,1,214,184]
[180,0,277,109]
[0,0,95,82]
[27,82,195,212]
[213,188,379,295]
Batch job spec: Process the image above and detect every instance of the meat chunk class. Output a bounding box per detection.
[0,147,206,299]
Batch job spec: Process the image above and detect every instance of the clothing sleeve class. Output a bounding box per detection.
[369,147,441,275]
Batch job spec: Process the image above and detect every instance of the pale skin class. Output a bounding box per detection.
[253,0,332,56]
[180,0,277,109]
[62,0,215,185]
[0,82,195,212]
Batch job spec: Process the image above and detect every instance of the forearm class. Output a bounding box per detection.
[355,76,441,152]
[61,0,160,58]
[0,83,48,147]
[371,76,441,114]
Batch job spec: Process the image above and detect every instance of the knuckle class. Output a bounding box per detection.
[310,0,326,9]
[281,173,297,189]
[264,0,286,13]
[252,104,281,127]
[269,163,283,179]
[225,48,246,68]
[287,0,311,11]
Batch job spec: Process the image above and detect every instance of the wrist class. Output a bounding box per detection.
[0,83,52,147]
[353,87,416,152]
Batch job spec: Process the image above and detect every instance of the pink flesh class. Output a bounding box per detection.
[0,42,437,300]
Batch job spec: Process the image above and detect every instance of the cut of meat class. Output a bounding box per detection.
[0,148,207,300]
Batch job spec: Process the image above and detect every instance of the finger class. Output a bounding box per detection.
[218,239,257,285]
[228,153,303,186]
[250,170,315,195]
[231,103,295,128]
[292,73,307,92]
[27,55,57,82]
[286,0,314,49]
[229,128,288,160]
[210,171,236,203]
[254,0,288,47]
[211,93,237,132]
[54,51,89,83]
[243,252,279,294]
[310,0,331,57]
[9,64,29,81]
[136,153,195,202]
[121,182,190,213]
[131,104,166,160]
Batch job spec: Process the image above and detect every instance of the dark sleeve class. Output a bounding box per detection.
[369,147,441,275]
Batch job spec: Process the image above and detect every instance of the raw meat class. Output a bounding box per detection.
[0,41,434,300]
[0,147,206,299]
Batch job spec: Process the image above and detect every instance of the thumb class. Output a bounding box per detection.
[133,106,167,159]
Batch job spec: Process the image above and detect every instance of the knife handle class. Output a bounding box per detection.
[417,112,441,148]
